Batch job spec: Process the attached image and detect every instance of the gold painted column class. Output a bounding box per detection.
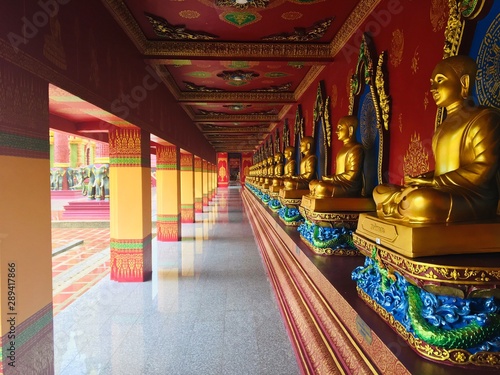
[180,151,195,223]
[0,62,54,372]
[156,144,181,241]
[194,156,203,213]
[207,162,213,203]
[202,159,209,207]
[109,127,152,282]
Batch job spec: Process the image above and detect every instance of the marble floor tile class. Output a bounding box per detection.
[54,186,299,375]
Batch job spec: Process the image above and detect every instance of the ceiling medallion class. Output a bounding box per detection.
[223,104,252,111]
[262,18,334,42]
[215,0,270,10]
[217,70,259,85]
[145,13,219,40]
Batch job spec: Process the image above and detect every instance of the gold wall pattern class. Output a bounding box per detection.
[389,29,404,67]
[43,16,67,71]
[424,91,429,110]
[411,46,419,74]
[157,145,177,168]
[109,128,141,158]
[179,10,200,19]
[331,84,338,108]
[281,11,302,20]
[430,0,449,32]
[0,62,48,135]
[402,132,430,179]
[398,112,403,133]
[180,152,193,169]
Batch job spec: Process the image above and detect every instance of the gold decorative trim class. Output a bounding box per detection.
[348,34,388,186]
[354,234,500,286]
[145,12,219,40]
[294,104,305,138]
[101,0,149,52]
[300,235,360,256]
[312,81,330,176]
[375,52,390,131]
[330,0,383,57]
[283,118,290,148]
[299,206,360,226]
[262,18,334,42]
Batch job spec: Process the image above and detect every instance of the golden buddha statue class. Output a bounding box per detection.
[271,149,293,192]
[373,55,500,224]
[259,158,268,186]
[271,152,285,188]
[263,155,274,188]
[283,146,297,178]
[309,116,364,198]
[283,136,317,190]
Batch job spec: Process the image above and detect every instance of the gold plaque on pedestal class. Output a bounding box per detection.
[278,188,309,200]
[301,195,375,213]
[356,213,500,258]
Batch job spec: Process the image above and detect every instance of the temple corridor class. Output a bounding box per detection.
[52,186,299,375]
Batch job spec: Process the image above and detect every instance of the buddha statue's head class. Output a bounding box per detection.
[300,136,315,155]
[267,156,274,166]
[430,55,477,110]
[275,152,284,164]
[336,115,358,142]
[284,146,295,160]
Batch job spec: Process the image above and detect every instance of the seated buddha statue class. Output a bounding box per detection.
[259,158,268,186]
[283,146,297,178]
[283,136,317,190]
[264,156,275,187]
[373,55,500,224]
[271,152,285,185]
[272,147,295,190]
[309,115,364,198]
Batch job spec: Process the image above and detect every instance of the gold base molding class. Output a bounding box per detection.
[300,235,360,256]
[356,212,500,258]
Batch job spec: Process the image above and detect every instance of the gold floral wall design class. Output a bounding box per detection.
[403,132,430,179]
[390,29,404,67]
[430,0,448,32]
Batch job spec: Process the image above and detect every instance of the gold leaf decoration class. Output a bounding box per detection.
[430,0,448,32]
[403,132,430,178]
[390,29,404,67]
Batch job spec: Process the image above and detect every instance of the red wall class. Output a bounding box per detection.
[259,0,451,185]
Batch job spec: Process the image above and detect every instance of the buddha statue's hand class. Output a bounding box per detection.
[322,175,334,182]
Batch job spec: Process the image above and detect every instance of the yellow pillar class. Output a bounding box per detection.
[109,128,152,282]
[156,144,181,241]
[180,151,195,223]
[0,62,53,371]
[202,159,209,207]
[212,163,218,197]
[194,156,203,213]
[207,162,213,203]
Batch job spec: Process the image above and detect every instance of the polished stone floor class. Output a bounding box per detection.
[53,186,299,375]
